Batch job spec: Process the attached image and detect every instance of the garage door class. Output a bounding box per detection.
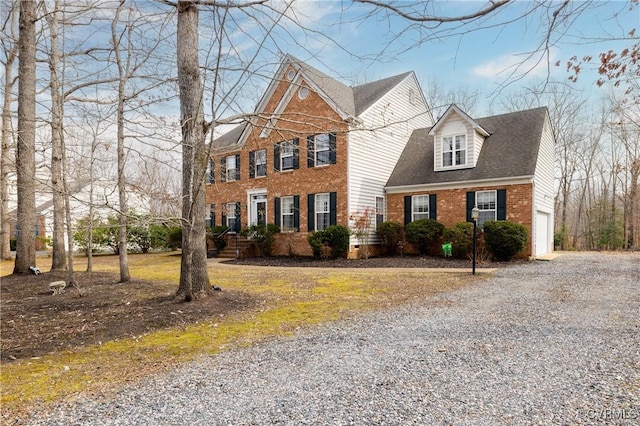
[535,212,549,256]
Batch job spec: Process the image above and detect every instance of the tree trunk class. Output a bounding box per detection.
[113,17,130,281]
[45,0,67,271]
[13,0,37,274]
[176,1,211,301]
[0,13,17,260]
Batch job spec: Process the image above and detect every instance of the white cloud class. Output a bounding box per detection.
[472,48,559,80]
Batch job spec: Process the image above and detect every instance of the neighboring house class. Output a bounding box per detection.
[7,173,150,251]
[385,104,555,257]
[206,54,432,257]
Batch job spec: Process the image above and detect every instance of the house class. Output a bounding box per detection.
[206,54,432,257]
[385,104,555,257]
[207,56,555,259]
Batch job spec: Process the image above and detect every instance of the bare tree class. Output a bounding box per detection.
[0,0,18,260]
[13,0,37,274]
[43,0,67,271]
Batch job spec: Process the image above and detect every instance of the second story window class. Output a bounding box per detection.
[274,139,299,172]
[442,134,466,167]
[222,154,240,182]
[250,149,267,178]
[307,133,336,167]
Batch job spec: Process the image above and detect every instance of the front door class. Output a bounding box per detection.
[250,194,267,227]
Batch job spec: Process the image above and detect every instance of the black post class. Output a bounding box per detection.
[472,220,477,275]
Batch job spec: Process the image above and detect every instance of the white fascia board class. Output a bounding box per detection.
[385,175,534,194]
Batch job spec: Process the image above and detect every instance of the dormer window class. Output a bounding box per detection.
[442,134,466,167]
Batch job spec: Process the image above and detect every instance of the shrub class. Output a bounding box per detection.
[442,222,474,259]
[307,225,350,259]
[376,221,404,255]
[483,220,528,260]
[307,232,324,259]
[241,224,280,256]
[404,219,445,254]
[166,226,182,250]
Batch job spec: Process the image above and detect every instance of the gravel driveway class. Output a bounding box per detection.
[30,252,639,425]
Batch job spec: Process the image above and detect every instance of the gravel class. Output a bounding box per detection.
[21,252,640,425]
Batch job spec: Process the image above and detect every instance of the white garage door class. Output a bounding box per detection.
[535,212,549,256]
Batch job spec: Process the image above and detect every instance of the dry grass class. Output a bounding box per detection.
[1,252,485,421]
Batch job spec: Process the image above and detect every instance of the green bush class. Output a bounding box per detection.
[241,224,280,256]
[404,219,445,254]
[307,225,350,259]
[166,226,182,250]
[10,238,16,251]
[376,221,404,255]
[442,222,474,259]
[307,232,324,259]
[483,220,528,260]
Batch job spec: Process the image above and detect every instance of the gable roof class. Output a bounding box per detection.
[429,104,490,137]
[212,55,413,151]
[386,106,549,189]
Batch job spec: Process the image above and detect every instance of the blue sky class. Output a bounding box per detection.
[268,0,638,115]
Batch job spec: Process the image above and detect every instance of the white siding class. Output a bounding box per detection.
[532,113,555,256]
[348,74,432,244]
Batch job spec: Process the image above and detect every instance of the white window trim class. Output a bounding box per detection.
[226,202,237,228]
[280,141,295,171]
[442,134,466,168]
[226,156,238,181]
[281,196,295,233]
[314,133,331,167]
[412,194,429,221]
[255,149,266,177]
[315,193,330,231]
[476,190,497,227]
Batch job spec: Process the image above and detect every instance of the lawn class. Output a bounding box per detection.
[0,252,484,421]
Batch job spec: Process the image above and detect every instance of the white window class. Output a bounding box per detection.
[226,156,239,181]
[412,195,430,221]
[281,196,295,232]
[442,134,466,167]
[315,193,330,231]
[281,141,295,170]
[375,196,385,227]
[476,190,496,226]
[226,202,237,229]
[255,149,266,177]
[315,133,331,166]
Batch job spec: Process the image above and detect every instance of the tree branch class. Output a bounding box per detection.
[354,0,511,23]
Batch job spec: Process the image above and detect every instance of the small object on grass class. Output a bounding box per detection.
[49,281,66,295]
[29,266,41,275]
[212,285,223,291]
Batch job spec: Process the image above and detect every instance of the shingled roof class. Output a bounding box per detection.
[212,56,413,150]
[386,106,549,188]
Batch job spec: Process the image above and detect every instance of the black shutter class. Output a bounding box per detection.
[429,194,437,220]
[466,191,475,222]
[222,208,227,228]
[293,195,300,231]
[235,202,241,232]
[329,133,337,164]
[221,157,227,182]
[235,154,240,180]
[307,136,315,168]
[274,143,280,172]
[293,138,300,169]
[274,197,281,227]
[329,192,337,226]
[404,196,412,225]
[207,159,215,183]
[497,189,507,220]
[308,193,315,231]
[249,151,255,178]
[210,204,216,227]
